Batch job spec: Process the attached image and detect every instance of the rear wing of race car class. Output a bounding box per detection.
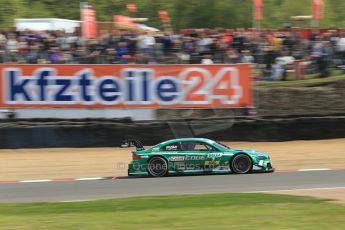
[121,139,145,151]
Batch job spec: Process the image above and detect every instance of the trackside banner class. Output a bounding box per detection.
[0,65,252,108]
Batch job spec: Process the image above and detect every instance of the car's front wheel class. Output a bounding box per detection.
[230,154,253,174]
[147,156,168,177]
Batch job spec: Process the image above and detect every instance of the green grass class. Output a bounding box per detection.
[254,71,345,87]
[0,193,345,230]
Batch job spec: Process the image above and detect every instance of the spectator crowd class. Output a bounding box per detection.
[1,28,345,80]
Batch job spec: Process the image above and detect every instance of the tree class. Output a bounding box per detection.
[0,0,344,30]
[0,0,24,28]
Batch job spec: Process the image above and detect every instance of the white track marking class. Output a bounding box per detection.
[14,177,112,183]
[75,177,107,181]
[298,168,332,172]
[20,180,52,183]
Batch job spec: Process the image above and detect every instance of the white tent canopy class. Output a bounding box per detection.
[15,18,81,33]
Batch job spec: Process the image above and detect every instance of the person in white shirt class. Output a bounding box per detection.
[337,33,345,65]
[137,31,155,54]
[273,51,295,80]
[6,34,19,62]
[201,55,214,64]
[241,50,255,63]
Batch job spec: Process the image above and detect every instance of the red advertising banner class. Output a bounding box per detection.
[0,65,252,109]
[82,3,97,39]
[313,0,324,20]
[253,0,263,20]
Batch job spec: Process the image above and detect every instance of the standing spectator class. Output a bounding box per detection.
[264,45,276,72]
[241,50,255,63]
[116,41,129,63]
[318,41,333,78]
[0,32,7,46]
[162,32,173,55]
[60,51,74,64]
[6,34,19,62]
[224,49,241,64]
[104,48,117,64]
[273,50,295,81]
[26,45,40,64]
[88,39,104,64]
[336,32,345,66]
[232,31,245,52]
[137,31,155,54]
[196,33,212,56]
[0,45,5,63]
[48,47,60,64]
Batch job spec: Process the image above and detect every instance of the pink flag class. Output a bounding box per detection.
[253,0,263,20]
[313,0,324,20]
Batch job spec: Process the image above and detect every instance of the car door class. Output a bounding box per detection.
[179,141,210,172]
[204,145,224,171]
[159,141,186,171]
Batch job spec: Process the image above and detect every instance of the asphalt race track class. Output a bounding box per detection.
[0,170,344,203]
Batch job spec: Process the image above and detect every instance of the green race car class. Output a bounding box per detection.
[125,138,274,177]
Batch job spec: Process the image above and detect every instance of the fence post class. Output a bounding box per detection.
[294,60,305,80]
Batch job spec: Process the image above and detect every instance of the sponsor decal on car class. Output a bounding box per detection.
[185,155,205,161]
[205,161,220,166]
[166,145,179,151]
[207,153,223,158]
[175,162,201,170]
[170,156,185,161]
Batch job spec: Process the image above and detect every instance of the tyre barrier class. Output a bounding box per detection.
[0,116,345,148]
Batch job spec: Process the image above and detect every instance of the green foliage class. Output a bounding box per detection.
[0,0,345,30]
[0,0,24,28]
[255,74,345,87]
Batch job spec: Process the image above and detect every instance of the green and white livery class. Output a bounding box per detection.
[126,138,274,177]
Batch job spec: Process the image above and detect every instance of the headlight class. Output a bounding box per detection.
[257,156,266,160]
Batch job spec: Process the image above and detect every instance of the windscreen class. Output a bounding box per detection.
[214,142,231,150]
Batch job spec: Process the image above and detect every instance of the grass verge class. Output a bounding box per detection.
[0,193,344,230]
[255,73,345,87]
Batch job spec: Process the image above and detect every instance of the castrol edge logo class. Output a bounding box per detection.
[0,65,252,108]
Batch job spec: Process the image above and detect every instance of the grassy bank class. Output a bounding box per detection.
[0,193,344,229]
[255,72,345,87]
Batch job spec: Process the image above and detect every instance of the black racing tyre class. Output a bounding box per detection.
[147,156,168,177]
[230,154,253,174]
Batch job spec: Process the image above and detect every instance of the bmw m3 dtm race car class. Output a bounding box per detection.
[123,138,274,177]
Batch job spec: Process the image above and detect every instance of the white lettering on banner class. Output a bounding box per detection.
[3,67,243,106]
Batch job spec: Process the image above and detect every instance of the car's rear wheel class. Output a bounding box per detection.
[147,156,168,177]
[230,154,253,174]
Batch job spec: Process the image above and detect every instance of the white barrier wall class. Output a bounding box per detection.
[0,109,156,121]
[16,18,81,33]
